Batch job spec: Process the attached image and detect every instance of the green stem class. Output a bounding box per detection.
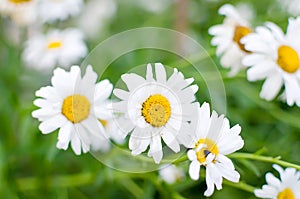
[229,152,300,170]
[223,180,255,193]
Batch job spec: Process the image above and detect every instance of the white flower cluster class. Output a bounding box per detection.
[210,4,300,107]
[32,62,244,197]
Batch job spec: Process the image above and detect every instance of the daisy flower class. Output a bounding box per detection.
[278,0,300,16]
[79,0,116,39]
[38,0,83,23]
[159,164,185,184]
[22,28,87,71]
[209,4,253,76]
[32,65,113,155]
[187,102,244,197]
[113,63,198,163]
[255,164,300,199]
[242,17,300,106]
[0,0,37,25]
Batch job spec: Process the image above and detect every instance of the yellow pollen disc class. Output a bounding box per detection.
[233,26,252,52]
[62,95,90,123]
[277,188,295,199]
[141,94,171,127]
[277,45,300,73]
[47,41,62,49]
[9,0,31,4]
[195,138,218,164]
[99,119,107,128]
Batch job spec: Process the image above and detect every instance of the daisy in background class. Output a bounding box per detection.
[255,164,300,199]
[113,63,198,163]
[278,0,300,16]
[241,17,300,106]
[22,28,87,72]
[32,65,114,155]
[159,164,185,184]
[38,0,83,23]
[187,102,244,197]
[209,4,253,76]
[79,0,116,39]
[0,0,37,26]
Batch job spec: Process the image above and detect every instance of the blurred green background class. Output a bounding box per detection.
[0,0,300,198]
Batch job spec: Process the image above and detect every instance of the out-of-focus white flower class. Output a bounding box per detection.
[32,65,114,155]
[278,0,300,16]
[255,164,300,199]
[38,0,83,23]
[159,164,185,184]
[113,63,198,164]
[22,28,87,71]
[209,4,253,76]
[0,0,37,25]
[187,102,244,197]
[79,0,116,39]
[242,17,300,106]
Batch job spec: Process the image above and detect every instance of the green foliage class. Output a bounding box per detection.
[0,0,299,198]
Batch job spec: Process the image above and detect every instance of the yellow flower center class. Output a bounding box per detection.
[233,26,252,52]
[195,138,218,164]
[99,119,107,128]
[8,0,31,4]
[62,95,90,123]
[277,45,300,73]
[141,94,171,127]
[47,41,62,49]
[277,188,295,199]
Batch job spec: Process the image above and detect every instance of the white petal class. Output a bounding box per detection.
[148,134,163,163]
[71,133,82,155]
[39,114,67,134]
[204,167,215,197]
[260,73,283,101]
[187,150,197,161]
[57,122,73,150]
[155,63,167,83]
[94,79,113,101]
[161,130,180,152]
[113,88,129,100]
[146,63,154,81]
[121,73,145,91]
[189,160,201,180]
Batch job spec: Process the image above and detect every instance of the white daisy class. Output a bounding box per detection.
[159,164,185,184]
[187,102,244,197]
[0,0,37,25]
[242,17,300,106]
[32,65,113,155]
[113,63,198,164]
[254,164,300,199]
[38,0,83,23]
[209,4,253,76]
[278,0,300,16]
[79,0,116,39]
[22,28,87,71]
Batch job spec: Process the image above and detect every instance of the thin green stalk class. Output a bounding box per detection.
[223,180,255,193]
[229,152,300,170]
[118,178,144,199]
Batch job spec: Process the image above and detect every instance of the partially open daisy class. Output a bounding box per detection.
[187,102,244,197]
[242,17,300,106]
[22,28,87,71]
[32,65,113,155]
[38,0,83,23]
[159,164,185,184]
[0,0,37,25]
[113,63,198,163]
[255,164,300,199]
[209,4,253,76]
